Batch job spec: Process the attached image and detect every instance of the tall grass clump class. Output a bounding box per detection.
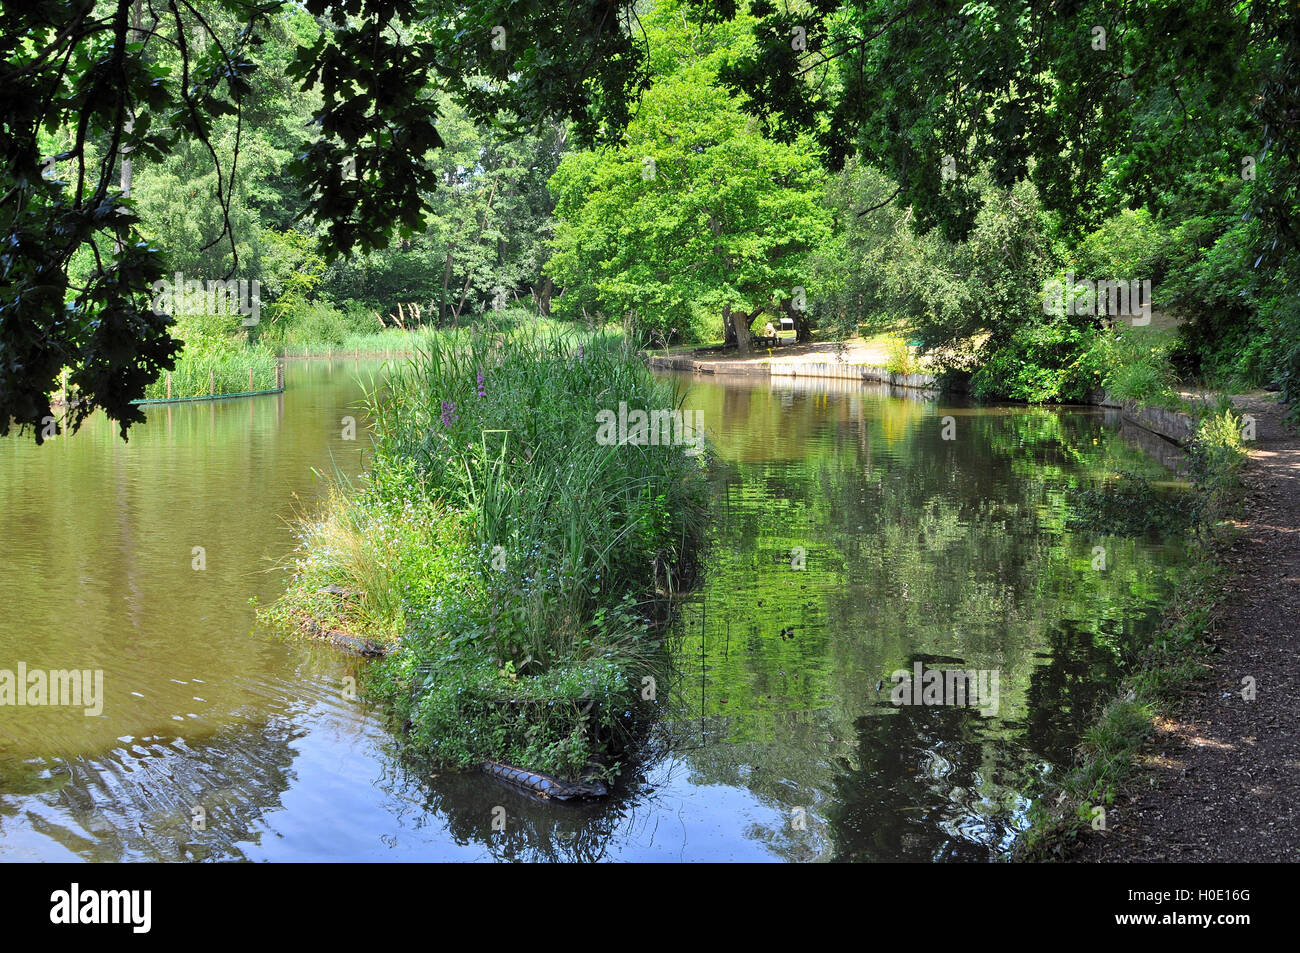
[280,326,441,358]
[143,325,278,399]
[274,307,579,357]
[266,324,708,781]
[1088,326,1182,408]
[883,332,920,376]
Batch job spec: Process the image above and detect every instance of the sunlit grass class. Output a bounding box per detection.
[142,341,278,400]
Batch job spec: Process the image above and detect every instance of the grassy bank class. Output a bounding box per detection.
[1015,407,1248,859]
[261,326,708,781]
[276,313,607,359]
[142,335,279,400]
[279,327,439,358]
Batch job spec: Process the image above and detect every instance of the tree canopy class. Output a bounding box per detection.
[3,0,1298,438]
[547,1,830,348]
[0,0,650,440]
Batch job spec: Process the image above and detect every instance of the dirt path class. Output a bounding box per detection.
[657,336,901,367]
[1076,395,1300,861]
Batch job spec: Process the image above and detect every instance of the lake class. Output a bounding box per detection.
[0,360,1185,861]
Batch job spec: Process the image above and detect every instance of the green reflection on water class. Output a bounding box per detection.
[655,373,1185,860]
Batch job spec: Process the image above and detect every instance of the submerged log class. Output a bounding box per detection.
[302,619,387,657]
[481,760,609,801]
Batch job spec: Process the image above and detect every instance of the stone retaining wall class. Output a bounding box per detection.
[645,353,942,391]
[646,353,1203,452]
[1118,399,1198,446]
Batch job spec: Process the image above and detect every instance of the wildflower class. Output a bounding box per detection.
[476,372,486,399]
[440,400,457,428]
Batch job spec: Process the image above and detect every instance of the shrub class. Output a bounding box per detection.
[883,333,919,376]
[1089,327,1181,407]
[274,301,377,348]
[1188,408,1247,512]
[970,317,1100,403]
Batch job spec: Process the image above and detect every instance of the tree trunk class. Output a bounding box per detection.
[115,0,143,254]
[441,248,454,325]
[534,276,554,315]
[783,298,812,343]
[453,178,500,321]
[733,305,753,355]
[734,321,751,355]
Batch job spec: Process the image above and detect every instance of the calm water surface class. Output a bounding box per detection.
[0,361,1185,861]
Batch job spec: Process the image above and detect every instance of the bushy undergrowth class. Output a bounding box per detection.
[266,324,708,779]
[1086,327,1181,407]
[970,316,1100,403]
[277,309,576,357]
